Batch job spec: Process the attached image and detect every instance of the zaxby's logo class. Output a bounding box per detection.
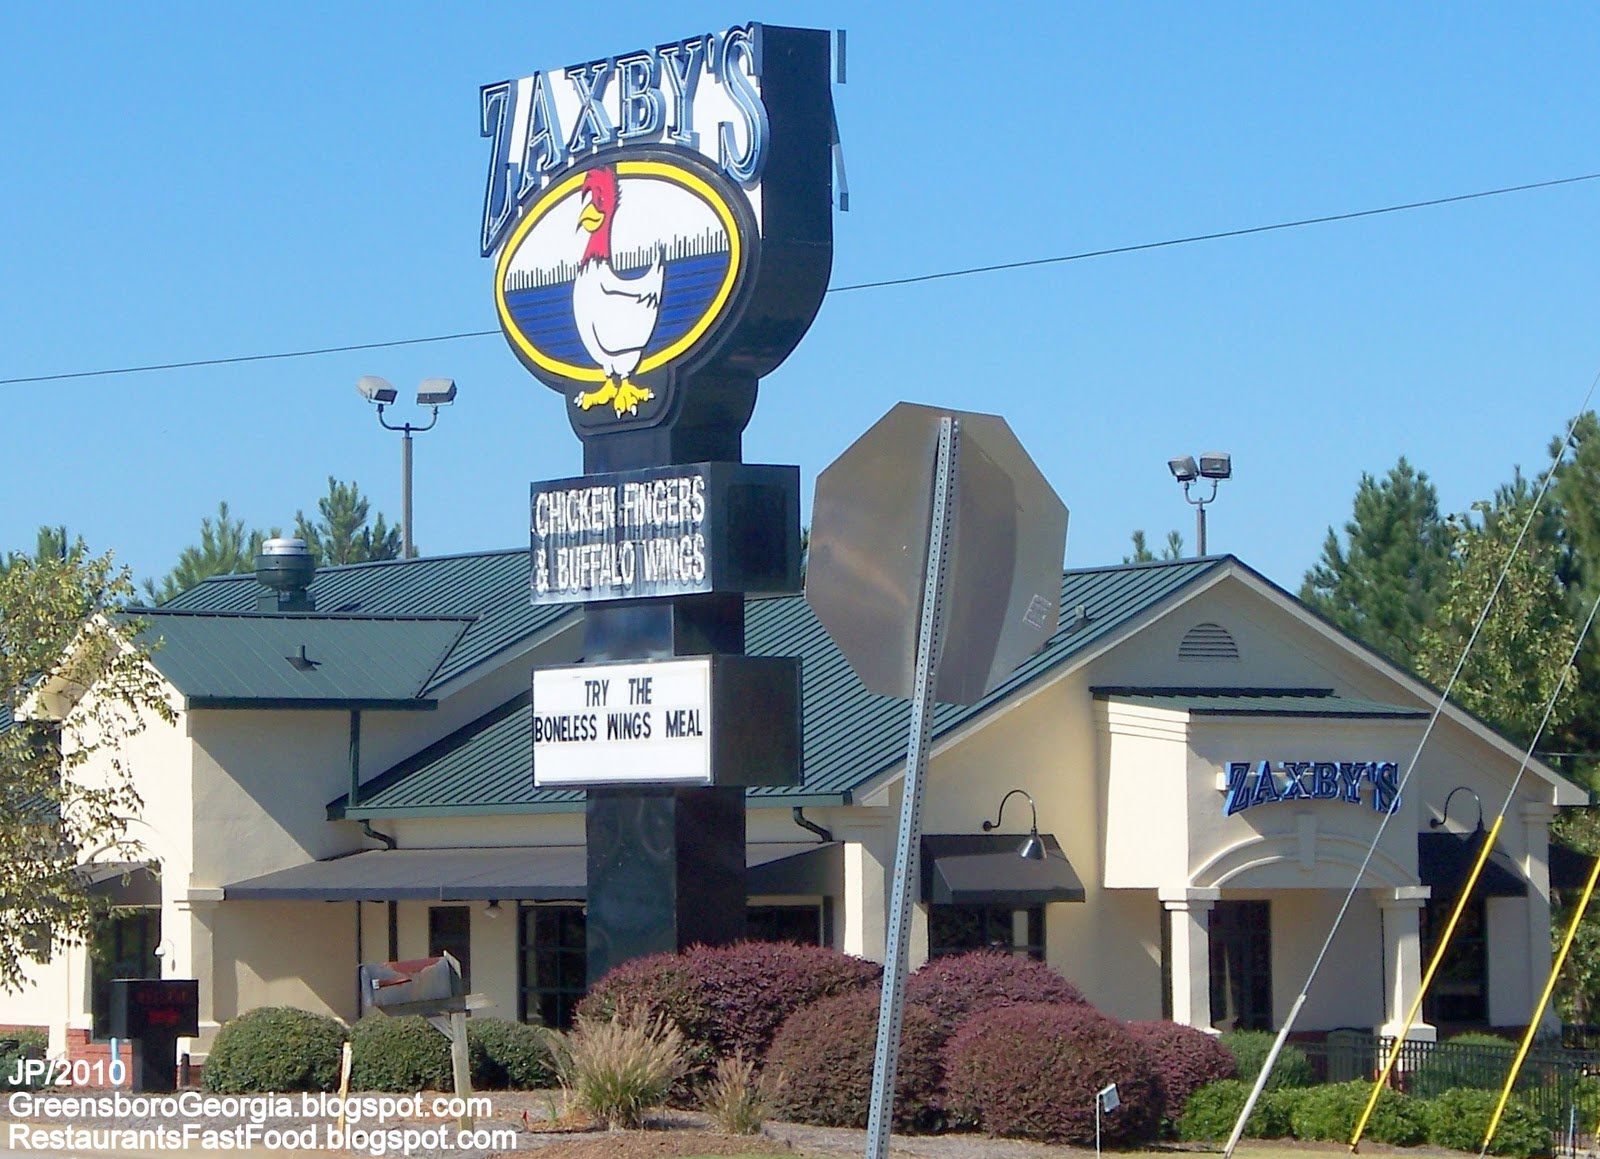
[494,154,749,420]
[481,24,834,438]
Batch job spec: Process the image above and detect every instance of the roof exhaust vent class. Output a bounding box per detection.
[254,537,316,613]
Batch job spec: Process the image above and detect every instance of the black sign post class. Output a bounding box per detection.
[109,979,198,1092]
[487,24,834,984]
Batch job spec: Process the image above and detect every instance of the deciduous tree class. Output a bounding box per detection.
[0,539,172,990]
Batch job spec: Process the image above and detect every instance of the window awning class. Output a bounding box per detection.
[78,861,161,906]
[1417,831,1527,899]
[223,842,841,902]
[920,834,1086,906]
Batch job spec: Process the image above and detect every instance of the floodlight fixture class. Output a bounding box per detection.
[416,379,458,407]
[1168,450,1232,556]
[357,375,399,405]
[982,788,1047,861]
[357,376,462,559]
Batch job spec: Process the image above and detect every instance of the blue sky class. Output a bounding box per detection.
[5,3,1599,596]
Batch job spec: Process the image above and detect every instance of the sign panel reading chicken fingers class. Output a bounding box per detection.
[482,24,836,439]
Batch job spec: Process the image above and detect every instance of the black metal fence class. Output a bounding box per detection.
[1295,1031,1600,1142]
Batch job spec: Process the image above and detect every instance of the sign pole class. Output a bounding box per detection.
[864,416,959,1159]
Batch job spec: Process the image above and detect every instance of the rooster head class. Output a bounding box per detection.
[578,167,618,234]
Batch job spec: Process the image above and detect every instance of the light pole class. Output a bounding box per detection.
[357,376,458,559]
[1167,452,1231,556]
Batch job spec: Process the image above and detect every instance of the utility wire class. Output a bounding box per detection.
[3,170,1598,389]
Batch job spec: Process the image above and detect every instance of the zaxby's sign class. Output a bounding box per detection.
[1223,759,1403,817]
[481,24,833,437]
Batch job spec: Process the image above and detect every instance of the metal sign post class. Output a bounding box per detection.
[864,416,958,1159]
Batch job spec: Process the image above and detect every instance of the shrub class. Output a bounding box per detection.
[0,1029,48,1091]
[349,1015,454,1092]
[1129,1020,1236,1124]
[551,1011,686,1130]
[467,1017,555,1090]
[906,950,1085,1029]
[1425,1087,1550,1158]
[203,1007,345,1093]
[1407,1032,1520,1099]
[1289,1079,1426,1146]
[1219,1028,1315,1090]
[766,988,944,1131]
[1176,1078,1297,1142]
[578,941,879,1093]
[576,951,708,1099]
[942,1002,1163,1146]
[701,1052,780,1135]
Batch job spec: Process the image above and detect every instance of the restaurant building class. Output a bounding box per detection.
[0,549,1582,1060]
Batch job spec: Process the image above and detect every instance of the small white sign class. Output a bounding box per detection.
[532,657,712,786]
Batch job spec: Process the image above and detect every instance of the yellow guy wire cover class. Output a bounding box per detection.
[1350,814,1506,1152]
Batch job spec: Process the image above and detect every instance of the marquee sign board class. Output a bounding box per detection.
[483,23,834,439]
[532,655,800,788]
[530,461,800,605]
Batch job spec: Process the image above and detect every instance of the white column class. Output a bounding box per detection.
[175,890,224,1055]
[837,811,891,961]
[1376,886,1436,1042]
[1160,887,1219,1029]
[1521,802,1560,1033]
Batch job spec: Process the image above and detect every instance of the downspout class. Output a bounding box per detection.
[348,708,398,962]
[349,710,397,851]
[792,807,833,844]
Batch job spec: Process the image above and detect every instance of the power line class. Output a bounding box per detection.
[4,169,1598,389]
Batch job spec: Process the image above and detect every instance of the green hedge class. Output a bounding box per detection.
[1218,1028,1315,1089]
[0,1029,49,1091]
[467,1017,554,1089]
[349,1015,456,1092]
[1425,1088,1550,1158]
[203,1007,346,1093]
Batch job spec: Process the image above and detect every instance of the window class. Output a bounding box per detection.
[519,905,586,1030]
[929,905,1044,961]
[428,906,471,991]
[1209,900,1271,1031]
[1422,894,1488,1026]
[90,908,159,1039]
[748,904,828,946]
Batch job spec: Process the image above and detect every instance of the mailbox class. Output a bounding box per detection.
[358,954,463,1018]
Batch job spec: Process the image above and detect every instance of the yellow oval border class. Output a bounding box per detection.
[494,159,744,385]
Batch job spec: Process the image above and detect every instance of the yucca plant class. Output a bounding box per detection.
[551,1009,686,1130]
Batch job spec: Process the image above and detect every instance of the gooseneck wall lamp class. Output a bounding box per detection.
[1430,785,1486,836]
[1167,451,1232,556]
[982,788,1046,861]
[356,376,458,559]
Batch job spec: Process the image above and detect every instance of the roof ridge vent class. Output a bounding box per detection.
[255,537,317,613]
[1179,621,1238,661]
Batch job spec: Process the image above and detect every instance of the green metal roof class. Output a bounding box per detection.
[160,549,576,692]
[1091,687,1430,719]
[133,611,472,707]
[334,555,1229,818]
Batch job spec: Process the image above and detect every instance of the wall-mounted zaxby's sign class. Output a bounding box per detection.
[481,24,833,438]
[1223,759,1402,817]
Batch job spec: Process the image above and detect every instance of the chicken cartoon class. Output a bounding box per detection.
[570,166,665,416]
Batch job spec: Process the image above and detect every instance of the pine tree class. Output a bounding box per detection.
[143,501,267,605]
[1300,458,1450,665]
[294,477,402,566]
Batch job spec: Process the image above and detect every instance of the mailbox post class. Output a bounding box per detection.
[109,979,198,1092]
